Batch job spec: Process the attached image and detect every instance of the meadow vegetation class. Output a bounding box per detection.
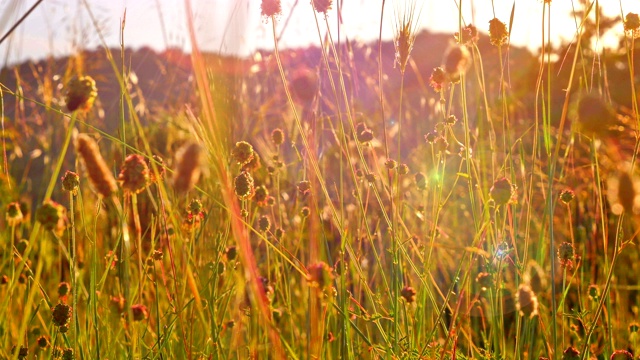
[1,0,640,359]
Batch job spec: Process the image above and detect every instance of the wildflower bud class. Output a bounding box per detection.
[61,171,80,195]
[65,75,97,112]
[490,177,514,206]
[271,128,285,146]
[36,200,66,232]
[312,0,332,14]
[516,284,538,319]
[232,141,255,167]
[188,199,204,217]
[37,335,49,348]
[234,171,255,200]
[11,345,28,360]
[254,186,269,207]
[610,350,633,360]
[557,242,575,268]
[563,347,580,360]
[455,24,479,45]
[62,348,75,360]
[425,131,438,143]
[147,155,165,183]
[446,115,458,125]
[52,303,72,327]
[629,322,639,333]
[489,18,509,46]
[58,282,71,297]
[258,215,271,232]
[624,13,640,32]
[429,67,446,92]
[400,286,417,303]
[297,180,311,196]
[397,163,409,175]
[75,134,118,198]
[443,44,470,83]
[172,142,202,195]
[118,154,150,194]
[266,196,276,206]
[559,189,575,204]
[226,246,237,261]
[300,206,311,217]
[5,202,23,227]
[307,262,334,289]
[364,173,376,183]
[385,159,397,170]
[131,304,149,321]
[152,250,163,261]
[357,129,374,143]
[274,228,285,240]
[261,0,281,17]
[434,137,448,153]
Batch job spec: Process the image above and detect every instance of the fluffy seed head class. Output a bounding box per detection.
[443,44,471,83]
[172,142,202,195]
[489,18,509,46]
[76,134,118,198]
[118,154,150,194]
[65,76,98,112]
[516,284,538,319]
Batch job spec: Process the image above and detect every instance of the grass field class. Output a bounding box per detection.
[1,0,640,359]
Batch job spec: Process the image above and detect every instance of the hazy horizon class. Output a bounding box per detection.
[0,0,637,66]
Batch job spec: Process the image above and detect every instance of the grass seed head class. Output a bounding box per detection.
[516,284,538,319]
[394,2,419,74]
[118,154,150,194]
[65,75,97,112]
[443,44,470,83]
[172,142,202,195]
[75,134,118,198]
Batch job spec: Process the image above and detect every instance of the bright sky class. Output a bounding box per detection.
[0,0,638,66]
